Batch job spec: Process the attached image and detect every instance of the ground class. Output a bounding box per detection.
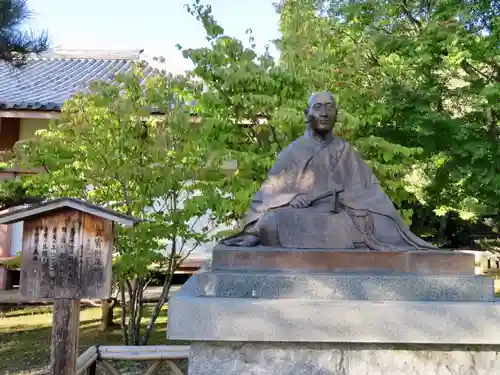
[0,303,188,375]
[1,280,498,374]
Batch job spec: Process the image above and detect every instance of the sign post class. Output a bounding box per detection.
[0,198,139,375]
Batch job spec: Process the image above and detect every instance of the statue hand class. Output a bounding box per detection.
[290,194,311,208]
[222,234,260,247]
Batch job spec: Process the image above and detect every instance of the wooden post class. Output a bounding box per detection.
[51,299,80,375]
[0,198,139,375]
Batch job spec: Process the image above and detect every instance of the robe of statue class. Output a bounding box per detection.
[243,131,436,250]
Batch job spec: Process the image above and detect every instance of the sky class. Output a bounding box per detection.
[28,0,281,73]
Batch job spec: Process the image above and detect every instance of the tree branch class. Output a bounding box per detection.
[268,124,283,151]
[461,59,495,83]
[141,276,152,292]
[125,279,133,301]
[140,228,178,345]
[119,280,128,345]
[179,244,200,264]
[133,279,144,344]
[401,0,422,30]
[118,178,133,215]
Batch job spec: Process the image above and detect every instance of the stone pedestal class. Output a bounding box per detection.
[167,247,500,374]
[211,245,474,274]
[188,343,500,375]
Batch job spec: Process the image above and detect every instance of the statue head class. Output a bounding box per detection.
[305,92,338,136]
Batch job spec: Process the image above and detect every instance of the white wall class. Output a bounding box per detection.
[19,118,50,140]
[10,221,23,256]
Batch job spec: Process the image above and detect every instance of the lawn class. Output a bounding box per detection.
[0,303,188,375]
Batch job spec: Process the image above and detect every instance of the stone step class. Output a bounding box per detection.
[196,272,494,302]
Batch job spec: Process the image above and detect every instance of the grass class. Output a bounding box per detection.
[0,303,188,375]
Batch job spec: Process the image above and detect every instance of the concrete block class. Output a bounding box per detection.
[196,272,494,301]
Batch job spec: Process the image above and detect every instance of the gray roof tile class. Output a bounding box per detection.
[0,57,145,110]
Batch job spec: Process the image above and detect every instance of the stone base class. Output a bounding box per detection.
[212,245,475,275]
[196,272,493,301]
[189,342,500,375]
[168,250,496,374]
[168,273,500,344]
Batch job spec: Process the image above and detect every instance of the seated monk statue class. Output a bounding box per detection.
[221,91,437,251]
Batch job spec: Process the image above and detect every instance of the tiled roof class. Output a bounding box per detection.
[0,55,146,111]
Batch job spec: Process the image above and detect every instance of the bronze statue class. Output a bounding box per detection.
[222,92,436,250]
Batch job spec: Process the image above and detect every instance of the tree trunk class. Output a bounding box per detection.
[119,281,129,345]
[438,213,449,245]
[127,278,138,345]
[133,282,145,345]
[141,271,174,345]
[99,298,119,331]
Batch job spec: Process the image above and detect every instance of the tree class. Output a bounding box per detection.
[0,0,49,65]
[181,0,500,246]
[178,1,312,228]
[0,172,45,210]
[12,62,221,345]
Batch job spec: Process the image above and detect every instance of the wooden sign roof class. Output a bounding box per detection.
[0,198,139,226]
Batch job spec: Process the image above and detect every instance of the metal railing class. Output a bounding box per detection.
[76,345,189,375]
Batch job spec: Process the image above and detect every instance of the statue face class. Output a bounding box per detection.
[306,92,337,135]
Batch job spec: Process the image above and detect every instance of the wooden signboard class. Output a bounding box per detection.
[21,209,113,299]
[0,198,139,375]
